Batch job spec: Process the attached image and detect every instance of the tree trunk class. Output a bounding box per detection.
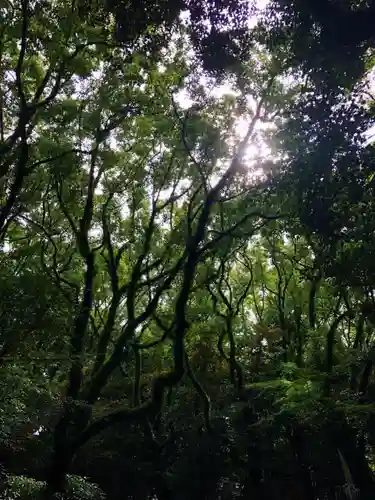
[359,359,373,395]
[153,474,173,500]
[350,315,365,391]
[288,426,316,500]
[45,402,92,495]
[330,421,375,500]
[241,439,267,500]
[340,448,375,500]
[44,447,71,496]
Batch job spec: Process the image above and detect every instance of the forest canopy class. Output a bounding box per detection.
[1,0,375,499]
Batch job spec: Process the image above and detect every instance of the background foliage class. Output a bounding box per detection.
[1,0,375,499]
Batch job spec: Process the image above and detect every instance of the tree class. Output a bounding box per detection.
[2,0,375,499]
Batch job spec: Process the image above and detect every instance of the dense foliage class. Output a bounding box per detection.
[1,0,375,499]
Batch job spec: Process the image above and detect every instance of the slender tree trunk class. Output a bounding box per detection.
[359,359,373,395]
[287,426,316,500]
[350,315,365,391]
[295,322,304,368]
[325,311,347,395]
